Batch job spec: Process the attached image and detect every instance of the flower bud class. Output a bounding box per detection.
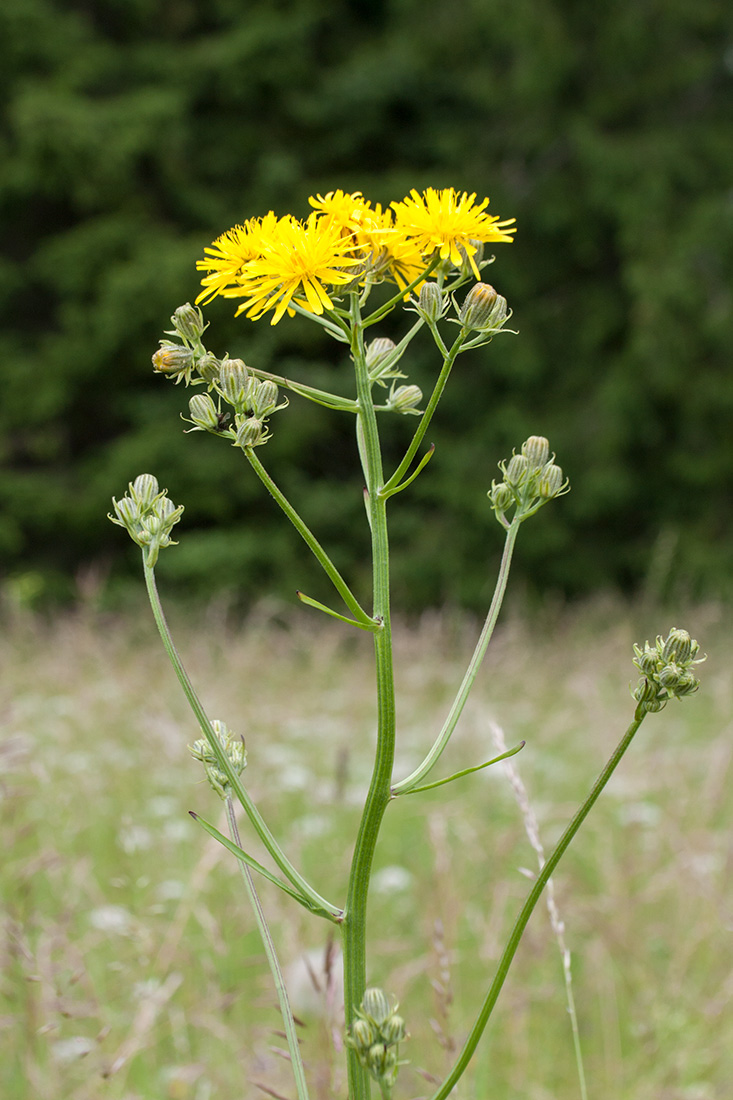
[350,1018,375,1050]
[367,1043,387,1073]
[250,379,279,418]
[381,1013,406,1045]
[170,303,206,344]
[504,453,530,488]
[661,628,693,665]
[489,482,514,514]
[189,720,246,799]
[235,416,267,448]
[387,384,422,413]
[218,358,250,409]
[538,463,565,499]
[196,351,222,383]
[112,495,140,529]
[152,342,194,378]
[415,282,446,323]
[189,394,221,431]
[130,474,160,508]
[362,987,391,1026]
[522,436,550,468]
[634,677,666,712]
[458,283,508,331]
[366,337,397,372]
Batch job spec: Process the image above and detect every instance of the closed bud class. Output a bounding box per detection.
[661,628,693,665]
[387,384,422,413]
[504,453,530,488]
[634,677,665,712]
[250,379,280,417]
[189,393,221,431]
[522,436,550,468]
[196,351,221,383]
[415,282,446,323]
[131,474,160,508]
[366,337,397,372]
[111,495,140,529]
[235,416,267,448]
[380,1013,406,1045]
[459,283,508,331]
[538,462,565,499]
[170,303,206,344]
[362,987,391,1026]
[489,482,514,513]
[460,238,485,274]
[152,342,194,378]
[367,1043,387,1073]
[218,358,250,409]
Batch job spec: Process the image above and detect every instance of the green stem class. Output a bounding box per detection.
[143,560,341,920]
[429,707,648,1100]
[225,798,311,1100]
[381,331,466,497]
[342,294,397,1100]
[392,521,520,795]
[244,448,376,629]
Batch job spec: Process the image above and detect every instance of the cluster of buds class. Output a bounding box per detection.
[108,474,184,566]
[346,987,407,1096]
[189,720,247,799]
[488,436,569,527]
[632,628,705,714]
[152,304,209,385]
[187,356,288,448]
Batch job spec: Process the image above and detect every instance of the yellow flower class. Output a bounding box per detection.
[196,214,276,305]
[391,188,516,277]
[227,212,362,325]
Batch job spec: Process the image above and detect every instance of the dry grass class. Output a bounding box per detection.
[1,596,731,1100]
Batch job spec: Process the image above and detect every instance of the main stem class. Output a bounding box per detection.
[343,299,396,1100]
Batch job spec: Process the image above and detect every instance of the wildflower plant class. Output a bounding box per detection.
[110,187,704,1099]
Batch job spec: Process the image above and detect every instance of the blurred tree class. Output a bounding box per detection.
[1,0,731,606]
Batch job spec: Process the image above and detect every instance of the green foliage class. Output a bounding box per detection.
[2,0,731,606]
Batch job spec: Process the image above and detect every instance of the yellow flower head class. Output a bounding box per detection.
[196,213,276,305]
[391,187,516,277]
[227,212,362,325]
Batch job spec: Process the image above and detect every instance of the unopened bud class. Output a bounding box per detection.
[366,337,397,371]
[459,283,508,331]
[131,474,160,508]
[538,463,564,499]
[189,393,221,431]
[235,416,267,448]
[170,303,206,344]
[152,342,194,378]
[388,384,422,413]
[367,1043,387,1073]
[522,436,550,467]
[489,482,514,513]
[661,628,693,665]
[415,282,446,323]
[250,379,280,417]
[381,1013,406,1045]
[196,351,221,383]
[218,358,250,409]
[362,988,391,1026]
[504,453,530,488]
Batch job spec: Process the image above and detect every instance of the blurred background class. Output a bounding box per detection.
[2,0,732,611]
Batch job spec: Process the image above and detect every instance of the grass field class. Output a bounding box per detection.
[2,596,731,1100]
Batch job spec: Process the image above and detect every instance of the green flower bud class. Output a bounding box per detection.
[362,987,391,1026]
[366,337,397,372]
[538,462,565,499]
[350,1018,375,1050]
[111,495,140,529]
[235,416,267,448]
[130,474,160,509]
[504,453,530,488]
[170,303,206,344]
[634,677,666,712]
[460,238,485,275]
[189,720,246,800]
[189,393,222,431]
[387,384,422,413]
[661,628,694,665]
[367,1043,387,1073]
[196,351,222,384]
[380,1013,406,1045]
[415,282,446,323]
[250,380,280,418]
[218,358,250,409]
[459,283,508,331]
[152,342,195,380]
[489,481,514,514]
[522,436,550,468]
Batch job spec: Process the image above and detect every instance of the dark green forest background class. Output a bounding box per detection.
[2,0,732,610]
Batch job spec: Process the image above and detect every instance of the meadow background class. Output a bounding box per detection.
[2,2,732,1099]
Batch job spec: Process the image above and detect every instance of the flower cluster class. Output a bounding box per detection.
[488,436,569,527]
[346,987,407,1096]
[189,720,247,800]
[197,188,515,325]
[632,628,705,713]
[108,475,184,567]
